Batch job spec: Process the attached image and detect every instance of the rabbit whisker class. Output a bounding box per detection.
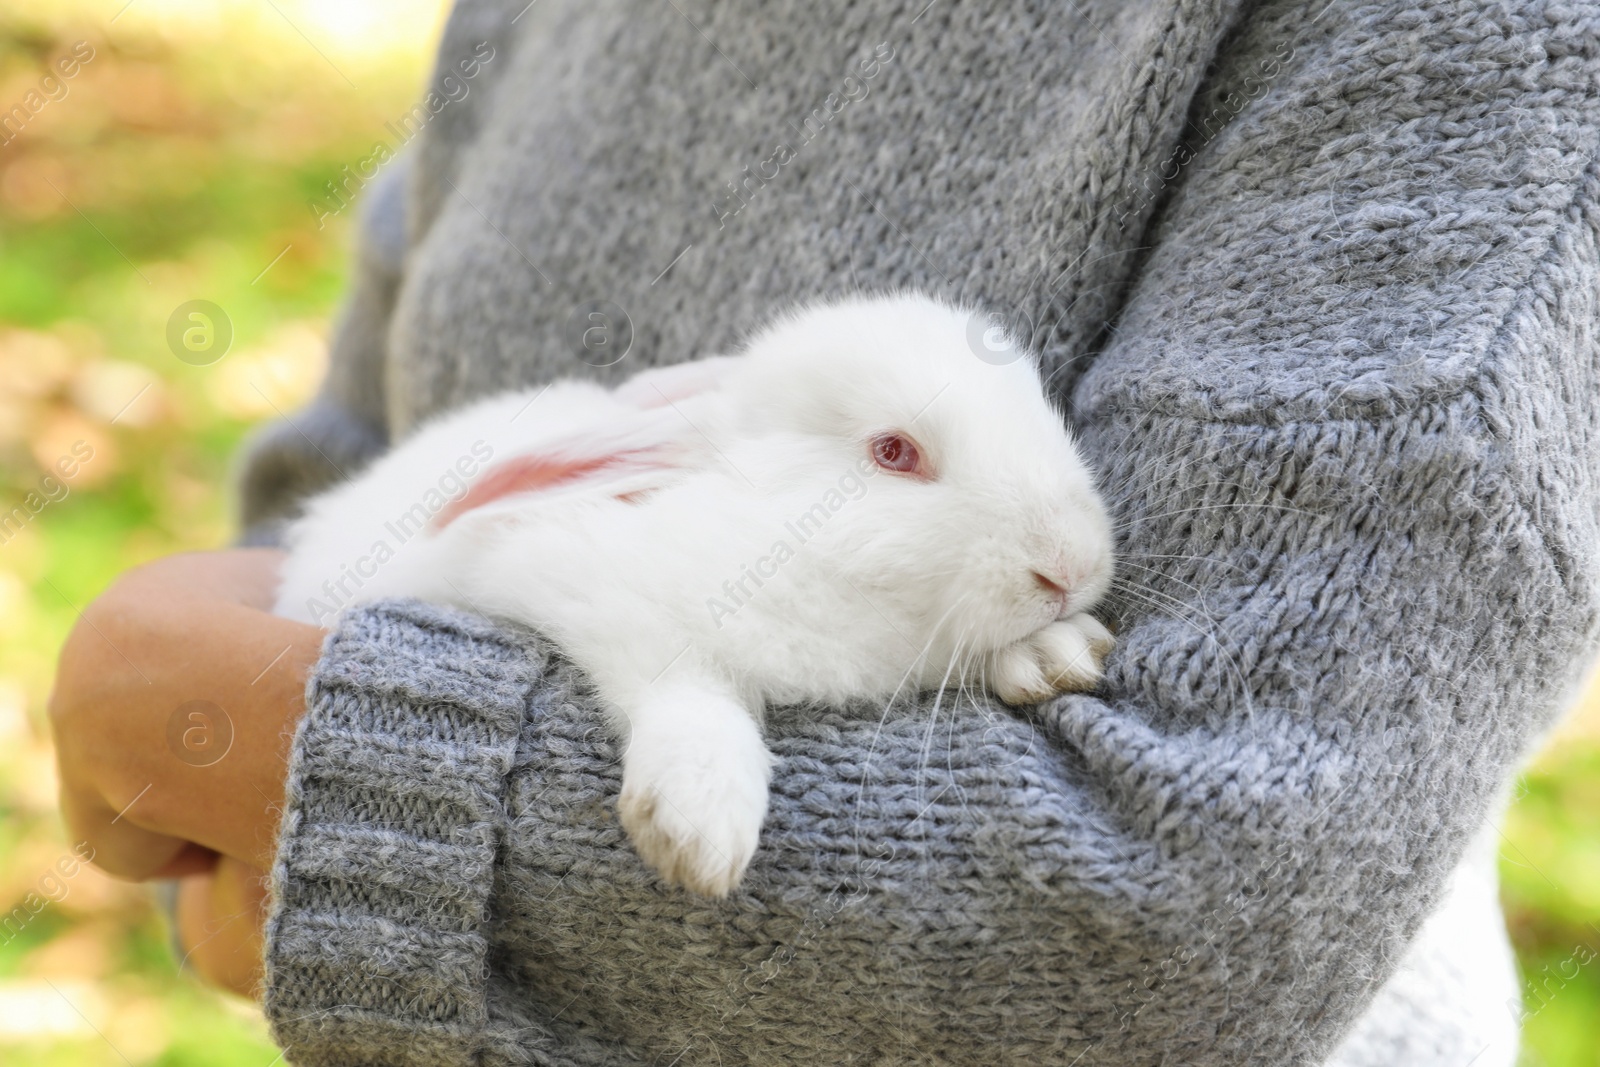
[1113,559,1211,599]
[852,590,973,843]
[1109,499,1309,533]
[1116,551,1248,575]
[1112,582,1258,720]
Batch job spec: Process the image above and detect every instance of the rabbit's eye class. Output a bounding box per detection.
[870,432,925,476]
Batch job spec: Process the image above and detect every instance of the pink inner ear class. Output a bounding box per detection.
[432,447,665,530]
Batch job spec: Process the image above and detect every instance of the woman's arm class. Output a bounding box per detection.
[259,6,1600,1067]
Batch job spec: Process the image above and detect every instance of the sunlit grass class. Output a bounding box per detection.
[0,2,1595,1064]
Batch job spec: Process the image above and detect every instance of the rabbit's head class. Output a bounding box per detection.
[712,293,1113,659]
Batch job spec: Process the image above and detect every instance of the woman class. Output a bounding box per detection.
[48,0,1599,1063]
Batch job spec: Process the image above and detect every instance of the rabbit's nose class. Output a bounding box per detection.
[1032,571,1072,604]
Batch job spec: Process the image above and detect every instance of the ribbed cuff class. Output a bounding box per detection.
[263,599,544,1066]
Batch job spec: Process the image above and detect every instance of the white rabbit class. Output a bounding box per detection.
[274,293,1115,896]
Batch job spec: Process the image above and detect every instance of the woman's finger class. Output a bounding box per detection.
[175,856,269,999]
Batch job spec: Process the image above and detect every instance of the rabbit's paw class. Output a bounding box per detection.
[618,710,771,898]
[989,614,1114,705]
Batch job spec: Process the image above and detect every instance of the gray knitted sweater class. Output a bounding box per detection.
[240,1,1600,1064]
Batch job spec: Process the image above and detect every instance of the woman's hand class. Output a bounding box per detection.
[47,548,325,994]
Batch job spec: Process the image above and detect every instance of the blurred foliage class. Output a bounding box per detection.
[1503,723,1600,1067]
[0,1,446,1062]
[0,1,1596,1064]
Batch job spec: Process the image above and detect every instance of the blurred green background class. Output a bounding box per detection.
[0,2,1595,1064]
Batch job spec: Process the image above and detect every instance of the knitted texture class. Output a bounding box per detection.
[1324,821,1521,1066]
[249,0,1600,1063]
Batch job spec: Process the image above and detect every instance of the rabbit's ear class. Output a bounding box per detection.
[432,362,736,532]
[432,436,687,531]
[614,356,741,409]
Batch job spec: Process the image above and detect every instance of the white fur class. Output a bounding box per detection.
[275,293,1115,896]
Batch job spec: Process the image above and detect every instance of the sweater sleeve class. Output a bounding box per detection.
[262,599,550,1064]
